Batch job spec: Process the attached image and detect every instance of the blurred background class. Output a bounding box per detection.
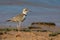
[0,0,60,28]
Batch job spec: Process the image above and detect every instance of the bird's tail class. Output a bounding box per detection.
[6,20,11,22]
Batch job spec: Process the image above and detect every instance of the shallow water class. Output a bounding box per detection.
[0,0,60,27]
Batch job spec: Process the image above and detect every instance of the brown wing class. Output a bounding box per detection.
[10,14,25,22]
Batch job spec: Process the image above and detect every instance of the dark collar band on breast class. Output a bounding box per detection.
[23,14,27,16]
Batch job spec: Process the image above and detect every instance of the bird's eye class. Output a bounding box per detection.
[25,9,28,11]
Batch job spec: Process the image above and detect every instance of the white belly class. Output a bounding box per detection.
[23,15,26,19]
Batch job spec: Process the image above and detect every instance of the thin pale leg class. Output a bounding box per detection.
[16,22,22,37]
[17,22,22,32]
[19,22,22,27]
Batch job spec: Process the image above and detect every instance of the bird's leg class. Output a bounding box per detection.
[16,22,21,37]
[17,22,19,32]
[19,22,22,28]
[17,22,22,32]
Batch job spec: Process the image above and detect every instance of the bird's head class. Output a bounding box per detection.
[22,8,31,15]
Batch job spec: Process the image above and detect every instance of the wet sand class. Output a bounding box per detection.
[0,31,60,40]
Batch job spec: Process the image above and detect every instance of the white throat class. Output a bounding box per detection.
[23,11,27,15]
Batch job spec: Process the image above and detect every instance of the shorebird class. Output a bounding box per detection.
[6,8,30,31]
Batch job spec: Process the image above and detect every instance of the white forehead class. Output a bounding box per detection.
[22,8,29,14]
[23,8,29,11]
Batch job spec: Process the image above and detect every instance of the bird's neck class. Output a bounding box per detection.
[22,11,27,15]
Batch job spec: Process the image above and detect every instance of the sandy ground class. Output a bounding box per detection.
[0,31,60,40]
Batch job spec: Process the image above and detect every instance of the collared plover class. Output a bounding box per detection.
[6,8,30,31]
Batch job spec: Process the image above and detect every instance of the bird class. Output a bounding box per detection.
[6,8,30,31]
